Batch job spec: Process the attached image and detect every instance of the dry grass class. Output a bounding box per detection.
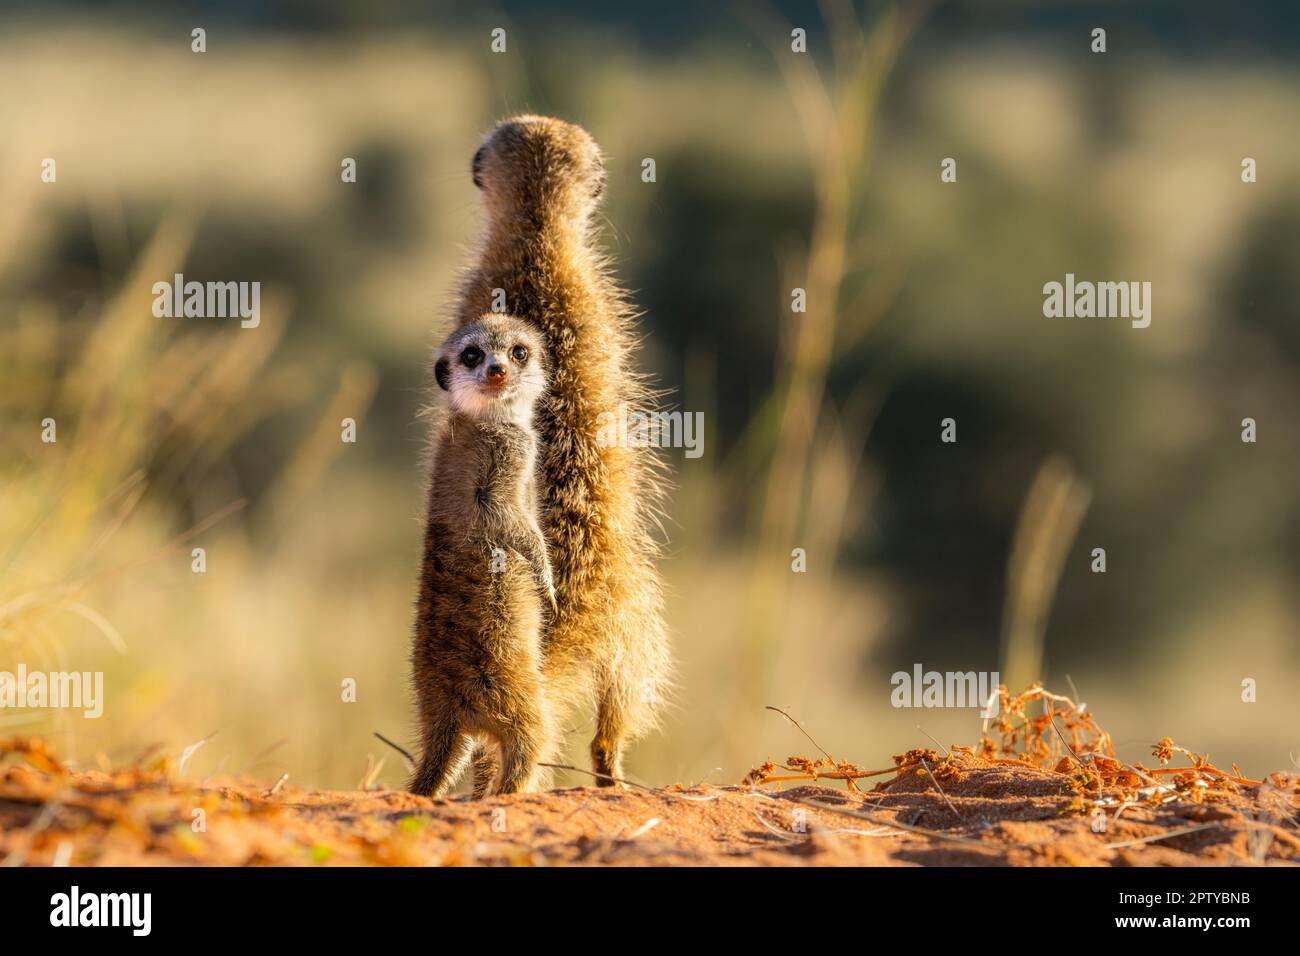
[747,682,1296,837]
[738,682,1300,865]
[0,208,378,766]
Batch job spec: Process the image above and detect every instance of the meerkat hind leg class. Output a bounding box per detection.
[470,742,500,799]
[495,734,543,794]
[591,685,628,787]
[492,700,553,794]
[411,723,473,798]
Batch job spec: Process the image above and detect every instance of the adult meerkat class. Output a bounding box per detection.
[410,314,558,797]
[457,115,670,785]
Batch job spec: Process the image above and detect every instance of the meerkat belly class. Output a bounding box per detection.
[480,539,544,646]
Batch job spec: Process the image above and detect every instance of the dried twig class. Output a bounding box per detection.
[373,732,414,768]
[1103,822,1221,850]
[537,762,656,792]
[917,757,963,822]
[263,773,289,798]
[765,705,835,762]
[778,792,1008,850]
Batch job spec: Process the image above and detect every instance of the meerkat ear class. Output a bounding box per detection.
[471,146,486,189]
[434,357,451,391]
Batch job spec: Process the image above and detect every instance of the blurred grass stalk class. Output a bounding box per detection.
[736,1,925,733]
[999,455,1092,694]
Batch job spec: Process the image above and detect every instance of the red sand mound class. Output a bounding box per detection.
[1,730,1296,866]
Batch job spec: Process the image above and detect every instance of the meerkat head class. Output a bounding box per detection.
[472,114,606,226]
[434,314,548,424]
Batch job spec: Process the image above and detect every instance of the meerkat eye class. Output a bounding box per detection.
[510,345,529,363]
[460,346,483,368]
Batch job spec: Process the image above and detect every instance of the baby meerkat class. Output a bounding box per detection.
[410,313,557,798]
[456,115,672,786]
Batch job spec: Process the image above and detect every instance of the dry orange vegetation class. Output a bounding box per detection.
[2,687,1296,866]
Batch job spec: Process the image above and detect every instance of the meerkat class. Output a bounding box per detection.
[409,313,558,798]
[455,115,672,786]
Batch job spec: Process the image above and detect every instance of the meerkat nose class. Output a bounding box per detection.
[486,364,507,384]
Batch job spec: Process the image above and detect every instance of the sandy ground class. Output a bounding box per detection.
[2,739,1297,866]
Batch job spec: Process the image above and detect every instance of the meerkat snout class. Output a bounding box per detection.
[434,314,547,425]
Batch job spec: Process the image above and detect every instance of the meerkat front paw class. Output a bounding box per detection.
[535,553,558,616]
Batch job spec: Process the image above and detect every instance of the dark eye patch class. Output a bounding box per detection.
[460,346,483,368]
[510,345,528,363]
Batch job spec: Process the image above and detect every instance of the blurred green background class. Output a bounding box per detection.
[2,0,1297,789]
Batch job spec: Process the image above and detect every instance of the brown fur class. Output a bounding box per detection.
[409,315,557,797]
[456,115,672,785]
